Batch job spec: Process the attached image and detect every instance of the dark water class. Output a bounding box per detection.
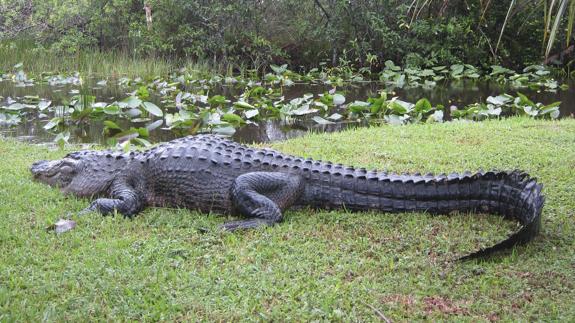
[1,78,573,145]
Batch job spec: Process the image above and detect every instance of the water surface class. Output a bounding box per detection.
[1,78,572,144]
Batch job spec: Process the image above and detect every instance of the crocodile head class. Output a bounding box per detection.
[31,151,118,197]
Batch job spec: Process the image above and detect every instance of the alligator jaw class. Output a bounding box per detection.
[31,160,62,180]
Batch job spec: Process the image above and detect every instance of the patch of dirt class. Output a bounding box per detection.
[487,312,500,322]
[423,296,470,316]
[456,137,484,146]
[380,294,415,311]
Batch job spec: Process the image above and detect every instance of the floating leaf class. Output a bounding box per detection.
[146,120,163,131]
[291,104,317,115]
[126,108,142,118]
[212,126,236,136]
[347,101,370,113]
[428,110,444,123]
[4,103,25,111]
[103,105,121,115]
[332,94,346,105]
[208,95,227,107]
[103,120,122,130]
[130,118,152,123]
[523,105,539,116]
[328,113,343,120]
[132,138,152,147]
[244,109,259,119]
[234,101,255,109]
[141,101,163,117]
[385,114,408,125]
[92,102,107,109]
[312,116,335,125]
[270,64,288,74]
[44,118,61,130]
[123,96,142,109]
[487,95,512,106]
[222,113,245,124]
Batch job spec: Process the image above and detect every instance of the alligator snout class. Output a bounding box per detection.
[31,160,48,176]
[30,160,58,178]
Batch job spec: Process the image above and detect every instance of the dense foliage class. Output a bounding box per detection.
[1,0,572,71]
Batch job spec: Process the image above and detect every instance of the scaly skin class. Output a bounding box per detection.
[31,134,544,259]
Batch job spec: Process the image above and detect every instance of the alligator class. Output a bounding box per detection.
[31,134,544,259]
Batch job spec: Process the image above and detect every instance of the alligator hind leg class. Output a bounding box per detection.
[222,172,304,231]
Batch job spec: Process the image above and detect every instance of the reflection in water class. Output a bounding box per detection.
[1,78,573,144]
[232,119,362,143]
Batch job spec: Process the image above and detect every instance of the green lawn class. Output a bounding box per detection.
[1,118,574,321]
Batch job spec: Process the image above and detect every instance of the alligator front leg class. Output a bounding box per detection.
[81,182,144,218]
[223,172,304,231]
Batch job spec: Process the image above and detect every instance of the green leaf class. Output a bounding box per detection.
[490,65,513,76]
[136,86,150,100]
[208,95,227,106]
[103,120,122,130]
[384,60,401,71]
[103,105,121,115]
[414,98,432,113]
[244,109,259,119]
[44,118,61,130]
[270,64,288,74]
[541,101,562,110]
[54,131,70,149]
[115,129,140,142]
[450,64,464,75]
[427,110,444,123]
[328,113,343,120]
[234,101,256,109]
[312,116,335,125]
[332,94,346,105]
[212,126,236,136]
[141,102,163,117]
[291,104,317,115]
[389,99,413,114]
[222,113,245,124]
[134,127,149,138]
[385,114,407,125]
[122,96,142,109]
[4,103,25,111]
[347,101,370,113]
[132,138,152,147]
[515,92,535,107]
[487,95,513,106]
[146,120,163,131]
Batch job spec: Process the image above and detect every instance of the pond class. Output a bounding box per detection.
[0,74,573,145]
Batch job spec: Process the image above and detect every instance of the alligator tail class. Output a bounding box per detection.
[309,169,545,259]
[388,170,545,260]
[456,171,544,260]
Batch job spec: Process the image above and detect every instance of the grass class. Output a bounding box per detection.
[0,117,574,321]
[0,42,219,79]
